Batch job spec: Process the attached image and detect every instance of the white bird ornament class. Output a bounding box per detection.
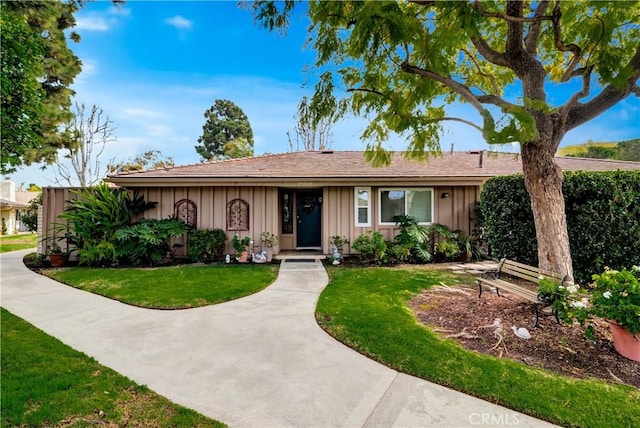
[511,326,532,339]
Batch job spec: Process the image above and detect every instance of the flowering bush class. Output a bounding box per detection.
[538,277,590,325]
[590,267,640,335]
[538,266,640,336]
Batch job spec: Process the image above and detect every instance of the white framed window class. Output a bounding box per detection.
[379,188,434,225]
[355,187,371,227]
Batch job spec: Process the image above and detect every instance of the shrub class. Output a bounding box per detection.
[352,231,387,264]
[435,240,460,261]
[115,218,189,266]
[56,183,156,254]
[384,242,411,264]
[393,215,433,262]
[188,229,227,263]
[480,171,640,284]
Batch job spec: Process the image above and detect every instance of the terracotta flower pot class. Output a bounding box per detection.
[609,322,640,362]
[238,250,249,263]
[48,253,65,267]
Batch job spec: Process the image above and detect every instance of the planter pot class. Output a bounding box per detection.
[265,248,273,263]
[48,254,65,267]
[609,322,640,362]
[237,251,249,263]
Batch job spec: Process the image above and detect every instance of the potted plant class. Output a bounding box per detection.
[231,234,251,263]
[46,242,66,267]
[260,232,279,262]
[590,266,640,361]
[329,235,349,262]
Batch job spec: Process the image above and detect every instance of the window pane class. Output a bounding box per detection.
[407,190,432,223]
[357,189,369,207]
[381,190,405,222]
[358,207,368,224]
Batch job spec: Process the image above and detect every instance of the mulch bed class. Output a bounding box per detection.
[410,284,639,388]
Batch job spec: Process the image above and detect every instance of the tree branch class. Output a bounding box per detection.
[566,45,640,130]
[524,0,551,54]
[551,1,583,82]
[505,1,524,54]
[462,48,500,94]
[346,87,384,96]
[473,0,551,23]
[424,117,484,133]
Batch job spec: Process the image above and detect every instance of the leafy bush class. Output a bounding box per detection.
[480,171,640,283]
[393,215,433,262]
[78,239,117,266]
[384,242,411,264]
[435,240,460,261]
[56,183,156,252]
[20,192,42,232]
[188,229,227,263]
[115,218,189,266]
[352,231,387,264]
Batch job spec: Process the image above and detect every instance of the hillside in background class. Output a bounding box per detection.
[557,138,640,161]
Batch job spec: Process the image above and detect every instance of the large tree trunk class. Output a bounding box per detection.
[521,141,574,280]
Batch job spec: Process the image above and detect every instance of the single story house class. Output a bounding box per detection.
[41,151,640,256]
[1,181,39,235]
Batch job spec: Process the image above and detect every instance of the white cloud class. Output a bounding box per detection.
[75,16,110,31]
[164,15,193,31]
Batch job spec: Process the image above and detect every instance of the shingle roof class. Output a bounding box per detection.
[106,151,640,185]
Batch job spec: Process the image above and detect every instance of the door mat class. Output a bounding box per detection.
[284,259,316,263]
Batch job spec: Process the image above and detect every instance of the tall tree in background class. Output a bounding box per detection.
[1,0,83,174]
[195,99,255,161]
[252,0,640,279]
[287,96,336,152]
[55,103,116,187]
[109,150,175,173]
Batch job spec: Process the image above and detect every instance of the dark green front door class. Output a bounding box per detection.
[296,190,322,248]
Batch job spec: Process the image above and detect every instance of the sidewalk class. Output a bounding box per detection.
[1,251,555,427]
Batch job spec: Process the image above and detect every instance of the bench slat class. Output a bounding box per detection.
[501,259,564,281]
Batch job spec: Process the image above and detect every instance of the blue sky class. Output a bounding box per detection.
[7,0,640,187]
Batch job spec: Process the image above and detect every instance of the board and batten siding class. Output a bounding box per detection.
[41,184,479,257]
[322,185,480,255]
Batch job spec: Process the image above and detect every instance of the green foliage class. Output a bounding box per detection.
[109,150,175,173]
[537,277,590,326]
[19,192,42,232]
[590,267,640,335]
[195,99,254,161]
[435,240,461,261]
[329,235,349,251]
[231,234,251,254]
[352,231,387,264]
[1,0,83,174]
[561,139,640,161]
[115,218,189,266]
[56,183,159,266]
[393,215,433,262]
[188,228,228,264]
[480,171,640,283]
[1,217,7,235]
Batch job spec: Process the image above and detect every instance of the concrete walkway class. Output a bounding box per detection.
[1,250,554,427]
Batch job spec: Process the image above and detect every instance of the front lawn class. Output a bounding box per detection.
[1,308,225,427]
[43,264,279,309]
[0,233,37,253]
[316,266,640,428]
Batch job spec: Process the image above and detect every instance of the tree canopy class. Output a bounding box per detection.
[195,99,255,161]
[252,0,640,277]
[1,0,83,174]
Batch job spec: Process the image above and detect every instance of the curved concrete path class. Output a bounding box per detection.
[1,250,554,427]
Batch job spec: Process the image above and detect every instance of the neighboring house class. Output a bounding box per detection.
[41,151,640,256]
[0,181,39,235]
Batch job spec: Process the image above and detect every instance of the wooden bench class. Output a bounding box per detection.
[477,258,567,328]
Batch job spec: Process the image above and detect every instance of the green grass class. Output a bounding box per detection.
[43,264,279,309]
[0,232,37,253]
[316,266,640,428]
[1,308,225,427]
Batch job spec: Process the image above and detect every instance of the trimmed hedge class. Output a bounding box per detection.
[480,170,640,284]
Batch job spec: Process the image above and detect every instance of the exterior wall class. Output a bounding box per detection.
[322,185,480,255]
[132,186,280,255]
[41,187,81,254]
[41,183,480,257]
